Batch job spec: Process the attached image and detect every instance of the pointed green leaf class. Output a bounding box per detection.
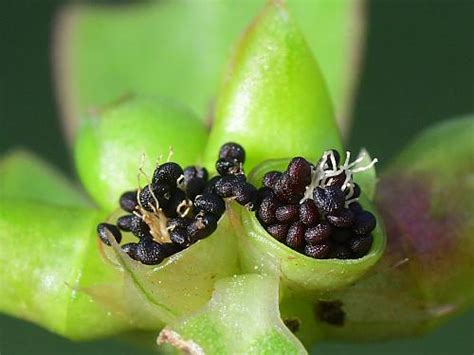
[0,199,132,340]
[54,0,364,141]
[204,1,343,171]
[0,150,92,207]
[74,95,208,211]
[158,274,307,354]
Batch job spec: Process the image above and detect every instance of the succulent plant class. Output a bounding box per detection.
[1,1,472,354]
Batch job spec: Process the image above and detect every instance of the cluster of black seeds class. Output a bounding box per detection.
[97,142,255,265]
[255,150,376,259]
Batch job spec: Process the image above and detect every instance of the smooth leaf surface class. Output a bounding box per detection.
[158,274,306,354]
[54,0,365,141]
[0,150,92,207]
[204,1,343,171]
[74,95,208,211]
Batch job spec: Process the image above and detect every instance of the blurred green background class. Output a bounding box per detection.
[0,0,473,354]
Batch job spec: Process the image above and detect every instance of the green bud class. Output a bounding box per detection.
[204,1,342,171]
[231,155,385,296]
[74,95,207,211]
[158,274,306,354]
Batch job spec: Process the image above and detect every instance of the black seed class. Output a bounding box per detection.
[183,166,208,182]
[135,239,169,265]
[331,228,352,244]
[255,187,275,206]
[299,200,319,226]
[275,204,299,223]
[203,176,222,194]
[121,242,139,259]
[283,318,301,333]
[327,171,347,188]
[216,159,241,176]
[348,234,373,257]
[352,211,376,235]
[313,186,345,214]
[351,183,361,199]
[219,142,246,163]
[328,245,353,259]
[138,185,159,212]
[117,214,134,231]
[152,162,183,187]
[257,197,279,225]
[304,223,332,244]
[263,171,282,188]
[119,191,138,213]
[274,173,305,204]
[169,227,191,248]
[233,182,258,207]
[187,213,218,241]
[326,208,355,228]
[325,150,341,170]
[304,242,332,259]
[185,177,207,200]
[162,242,182,256]
[348,201,363,213]
[167,217,190,231]
[286,222,305,250]
[266,224,289,241]
[194,193,226,217]
[97,223,122,246]
[315,300,345,326]
[215,175,245,198]
[129,216,152,240]
[163,189,188,218]
[287,157,312,186]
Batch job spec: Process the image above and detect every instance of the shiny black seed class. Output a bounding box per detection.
[287,157,312,186]
[219,142,245,163]
[187,213,218,241]
[326,208,355,228]
[327,171,346,188]
[325,149,340,169]
[216,159,241,176]
[138,185,159,212]
[215,175,245,198]
[328,245,353,259]
[299,200,319,226]
[183,166,208,182]
[266,224,289,241]
[304,242,332,259]
[352,211,376,235]
[119,191,138,212]
[263,171,282,188]
[203,176,222,194]
[313,186,345,214]
[194,193,226,217]
[348,235,373,257]
[255,187,274,206]
[233,182,258,207]
[286,222,305,250]
[274,173,305,204]
[351,183,361,199]
[135,239,169,265]
[275,204,299,223]
[331,228,352,244]
[97,223,122,246]
[257,197,279,225]
[185,177,207,200]
[121,242,139,258]
[304,223,332,244]
[152,162,183,187]
[169,227,191,248]
[117,214,134,231]
[163,189,188,218]
[348,201,363,213]
[129,216,152,240]
[167,217,190,231]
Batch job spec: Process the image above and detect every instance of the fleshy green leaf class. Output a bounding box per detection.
[74,95,208,211]
[0,150,92,207]
[54,0,364,141]
[232,158,385,295]
[204,1,343,171]
[158,274,307,354]
[0,199,132,340]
